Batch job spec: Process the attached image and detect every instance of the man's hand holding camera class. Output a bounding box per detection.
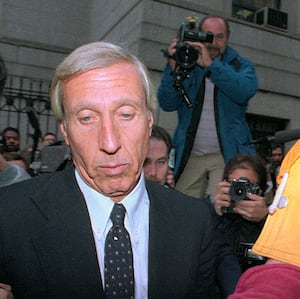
[214,180,269,222]
[214,180,232,215]
[167,38,178,70]
[185,41,213,68]
[167,39,214,69]
[234,192,269,222]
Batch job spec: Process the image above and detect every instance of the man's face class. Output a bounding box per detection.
[43,134,56,146]
[271,147,284,165]
[3,130,20,152]
[201,17,229,59]
[60,63,153,202]
[144,137,169,185]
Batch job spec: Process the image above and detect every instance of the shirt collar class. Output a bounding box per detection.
[75,169,148,239]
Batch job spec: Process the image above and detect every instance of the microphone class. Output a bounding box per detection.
[251,128,300,144]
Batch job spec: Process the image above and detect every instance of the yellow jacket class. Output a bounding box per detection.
[253,140,300,266]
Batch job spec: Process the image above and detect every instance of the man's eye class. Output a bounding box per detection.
[121,113,133,119]
[157,160,167,167]
[215,34,225,39]
[80,116,91,122]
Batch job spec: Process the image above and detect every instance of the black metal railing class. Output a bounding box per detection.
[0,75,61,148]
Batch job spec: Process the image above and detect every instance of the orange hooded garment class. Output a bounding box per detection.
[253,140,300,266]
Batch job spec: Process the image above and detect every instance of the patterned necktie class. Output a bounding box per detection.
[104,203,135,299]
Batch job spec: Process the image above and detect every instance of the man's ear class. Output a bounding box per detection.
[59,121,70,146]
[148,111,154,137]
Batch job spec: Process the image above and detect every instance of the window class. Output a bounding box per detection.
[246,113,288,159]
[232,0,281,23]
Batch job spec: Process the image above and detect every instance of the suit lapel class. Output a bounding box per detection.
[146,181,206,299]
[30,167,105,297]
[147,182,192,298]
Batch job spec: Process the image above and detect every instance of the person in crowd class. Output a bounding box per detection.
[228,140,300,298]
[143,124,175,188]
[2,152,28,170]
[1,127,21,153]
[268,141,284,192]
[213,154,274,271]
[157,15,257,199]
[144,124,242,298]
[41,132,57,146]
[0,152,31,187]
[0,41,216,298]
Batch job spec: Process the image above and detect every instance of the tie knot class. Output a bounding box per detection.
[110,203,126,226]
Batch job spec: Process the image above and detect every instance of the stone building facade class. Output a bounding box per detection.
[0,0,299,154]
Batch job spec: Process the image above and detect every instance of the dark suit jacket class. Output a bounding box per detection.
[0,166,216,299]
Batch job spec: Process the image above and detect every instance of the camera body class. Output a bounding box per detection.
[229,178,260,201]
[174,17,214,69]
[179,28,214,44]
[222,178,260,214]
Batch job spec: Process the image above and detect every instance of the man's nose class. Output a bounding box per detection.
[98,118,121,154]
[147,162,157,177]
[211,36,217,46]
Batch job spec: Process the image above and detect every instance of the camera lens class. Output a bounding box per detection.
[175,44,198,69]
[234,186,245,196]
[229,182,247,201]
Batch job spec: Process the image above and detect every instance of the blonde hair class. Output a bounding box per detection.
[50,42,155,120]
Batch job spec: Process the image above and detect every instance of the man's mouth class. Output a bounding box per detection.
[206,46,220,57]
[97,163,128,176]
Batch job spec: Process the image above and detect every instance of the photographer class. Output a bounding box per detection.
[213,154,274,271]
[157,15,258,199]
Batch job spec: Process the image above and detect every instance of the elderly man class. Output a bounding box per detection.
[0,42,216,299]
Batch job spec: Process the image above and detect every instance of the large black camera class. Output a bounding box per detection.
[222,178,260,213]
[174,17,214,69]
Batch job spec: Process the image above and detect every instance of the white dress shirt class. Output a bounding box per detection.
[75,169,150,299]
